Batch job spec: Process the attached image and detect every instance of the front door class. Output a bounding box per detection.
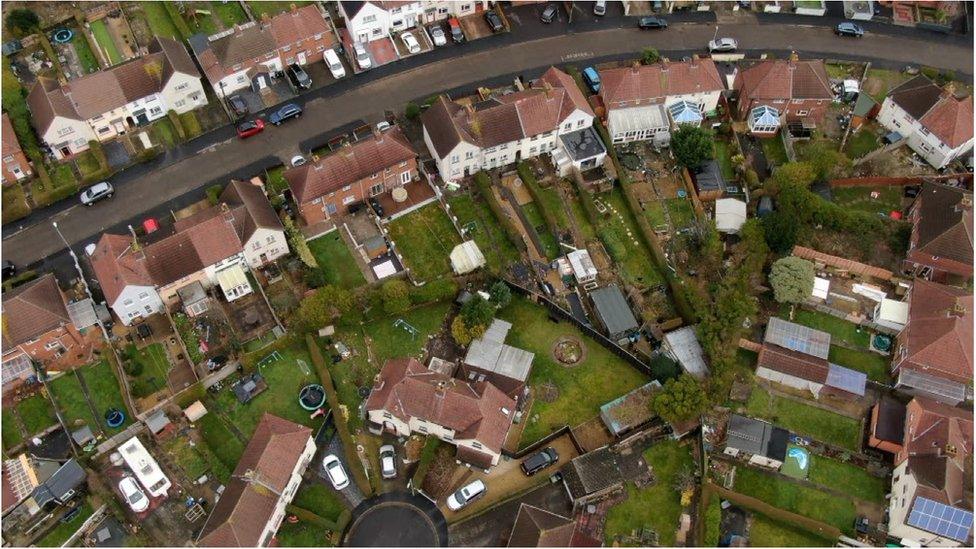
[358,31,369,43]
[297,51,306,65]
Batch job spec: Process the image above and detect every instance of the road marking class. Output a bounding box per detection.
[562,51,594,61]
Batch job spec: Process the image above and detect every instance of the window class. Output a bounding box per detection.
[392,6,401,13]
[123,299,133,306]
[139,292,150,300]
[373,28,383,36]
[175,82,189,91]
[796,109,809,116]
[371,172,378,179]
[174,100,186,108]
[45,341,61,351]
[149,107,162,115]
[465,151,474,160]
[236,75,247,84]
[252,242,262,250]
[563,122,571,131]
[418,426,428,433]
[451,154,459,163]
[383,412,392,419]
[98,127,112,135]
[577,119,586,127]
[266,235,275,244]
[472,442,482,449]
[370,183,384,196]
[312,197,322,204]
[385,167,392,175]
[363,14,377,23]
[342,195,356,205]
[400,171,410,184]
[282,45,292,52]
[326,203,338,214]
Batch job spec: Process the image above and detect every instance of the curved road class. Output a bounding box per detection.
[4,13,973,270]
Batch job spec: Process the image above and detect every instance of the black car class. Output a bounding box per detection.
[287,64,312,90]
[228,95,248,117]
[638,16,667,29]
[520,447,559,476]
[2,260,15,280]
[484,10,504,33]
[540,3,558,23]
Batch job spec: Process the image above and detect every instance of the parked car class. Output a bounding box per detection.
[520,447,559,476]
[446,479,486,511]
[708,37,738,52]
[429,25,447,46]
[540,3,558,23]
[269,103,302,125]
[291,155,307,167]
[287,64,312,90]
[835,22,864,37]
[80,181,114,205]
[323,49,346,79]
[119,477,149,513]
[582,67,601,93]
[354,42,372,70]
[401,31,421,54]
[379,445,397,479]
[593,0,607,15]
[228,95,248,117]
[638,16,668,29]
[376,121,392,132]
[448,17,465,43]
[236,118,265,138]
[484,10,504,33]
[2,260,15,280]
[323,454,350,490]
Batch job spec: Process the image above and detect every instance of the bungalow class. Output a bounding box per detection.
[365,358,515,469]
[733,55,833,135]
[2,113,32,183]
[902,183,973,281]
[507,503,600,547]
[422,67,594,182]
[460,319,535,400]
[892,279,972,405]
[598,58,724,145]
[26,37,206,159]
[197,414,316,547]
[188,5,337,98]
[723,414,789,469]
[876,76,974,169]
[284,127,419,227]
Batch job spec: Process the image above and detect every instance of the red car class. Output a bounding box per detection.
[236,118,265,139]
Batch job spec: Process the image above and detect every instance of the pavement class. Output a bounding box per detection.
[4,6,973,279]
[345,491,449,547]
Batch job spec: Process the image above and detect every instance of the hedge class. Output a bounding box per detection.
[473,171,527,252]
[167,110,187,141]
[516,162,562,239]
[163,2,194,40]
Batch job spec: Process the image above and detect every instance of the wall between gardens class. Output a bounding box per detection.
[830,173,973,187]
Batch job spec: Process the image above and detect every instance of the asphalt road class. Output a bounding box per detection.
[3,6,973,275]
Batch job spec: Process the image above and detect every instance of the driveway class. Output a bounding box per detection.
[447,481,573,547]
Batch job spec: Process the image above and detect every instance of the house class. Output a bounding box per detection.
[902,183,973,281]
[422,67,594,182]
[189,5,336,98]
[460,319,535,399]
[365,358,515,469]
[662,326,709,379]
[90,180,285,325]
[338,1,423,42]
[887,397,973,547]
[876,76,974,169]
[26,37,206,159]
[284,127,419,227]
[892,279,972,405]
[23,459,86,516]
[2,113,32,183]
[418,1,490,24]
[756,317,867,399]
[868,396,907,454]
[723,414,789,469]
[507,503,600,547]
[589,285,639,343]
[714,198,747,234]
[598,58,724,144]
[197,414,316,547]
[562,446,624,508]
[733,55,833,135]
[2,274,92,391]
[551,126,607,177]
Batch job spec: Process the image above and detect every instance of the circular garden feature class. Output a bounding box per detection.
[105,408,125,428]
[298,384,325,411]
[552,336,585,367]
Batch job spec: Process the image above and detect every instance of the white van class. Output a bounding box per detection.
[323,49,346,79]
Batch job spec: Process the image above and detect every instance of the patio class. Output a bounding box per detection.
[374,180,438,220]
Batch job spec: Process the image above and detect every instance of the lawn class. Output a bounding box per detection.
[665,198,696,229]
[745,387,861,451]
[89,19,122,65]
[863,68,912,101]
[307,233,366,289]
[831,185,902,216]
[276,522,335,547]
[808,455,886,503]
[447,193,521,272]
[566,189,596,240]
[71,33,101,74]
[84,359,133,430]
[845,130,881,159]
[2,408,23,449]
[141,2,181,39]
[787,308,871,349]
[761,136,789,167]
[164,435,211,481]
[197,411,246,472]
[31,164,79,207]
[734,466,856,535]
[749,513,834,547]
[74,150,102,178]
[36,500,94,547]
[704,492,721,547]
[266,166,289,194]
[152,117,179,148]
[124,343,171,398]
[49,372,98,431]
[247,1,312,19]
[387,203,461,281]
[713,140,736,180]
[828,346,890,383]
[16,393,57,436]
[3,183,31,224]
[292,483,346,522]
[604,441,694,546]
[498,297,650,447]
[212,1,250,26]
[597,188,664,289]
[521,200,559,259]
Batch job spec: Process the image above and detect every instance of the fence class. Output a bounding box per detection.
[501,424,587,460]
[707,483,842,542]
[830,173,973,187]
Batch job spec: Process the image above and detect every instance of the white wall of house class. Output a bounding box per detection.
[419,1,486,23]
[343,2,394,43]
[887,461,965,547]
[877,99,974,169]
[556,109,594,135]
[387,2,423,32]
[257,436,316,547]
[160,72,207,114]
[44,117,97,159]
[215,70,253,98]
[367,408,502,466]
[111,285,164,326]
[664,91,722,114]
[243,228,289,268]
[755,366,823,398]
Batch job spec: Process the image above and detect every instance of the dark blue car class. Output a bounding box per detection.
[269,103,303,125]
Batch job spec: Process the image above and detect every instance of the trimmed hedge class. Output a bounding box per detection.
[167,110,187,141]
[473,171,527,252]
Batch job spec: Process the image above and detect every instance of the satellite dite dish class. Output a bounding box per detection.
[392,187,408,203]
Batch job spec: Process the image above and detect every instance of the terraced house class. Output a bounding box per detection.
[26,37,205,159]
[422,67,594,181]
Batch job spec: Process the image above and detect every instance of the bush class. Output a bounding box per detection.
[206,184,223,205]
[303,268,327,288]
[163,2,194,39]
[412,436,444,488]
[167,110,187,141]
[641,48,660,65]
[404,102,421,119]
[382,279,411,315]
[5,9,39,37]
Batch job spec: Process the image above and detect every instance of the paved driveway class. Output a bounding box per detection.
[447,481,573,547]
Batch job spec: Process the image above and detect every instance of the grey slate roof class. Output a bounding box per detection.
[463,319,534,382]
[725,414,788,462]
[562,446,623,501]
[589,285,639,338]
[31,459,86,507]
[559,126,606,162]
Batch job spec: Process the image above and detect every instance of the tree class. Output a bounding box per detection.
[769,256,815,304]
[651,374,707,424]
[382,279,411,315]
[5,9,39,37]
[404,102,421,120]
[640,48,660,65]
[488,281,511,308]
[799,139,851,181]
[292,285,353,330]
[460,295,494,329]
[762,211,800,254]
[451,315,487,346]
[671,125,714,170]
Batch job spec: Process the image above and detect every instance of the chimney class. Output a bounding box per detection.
[958,194,972,210]
[659,58,669,72]
[631,60,640,74]
[690,54,699,68]
[788,51,799,67]
[949,299,968,317]
[944,82,957,98]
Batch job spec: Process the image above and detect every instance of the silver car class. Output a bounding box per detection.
[354,43,371,70]
[429,25,447,46]
[379,445,397,479]
[80,181,114,206]
[708,37,738,53]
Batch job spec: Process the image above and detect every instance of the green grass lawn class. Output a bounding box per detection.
[276,522,335,547]
[749,513,835,547]
[520,200,559,258]
[387,203,461,281]
[713,140,736,180]
[809,455,886,503]
[498,297,649,446]
[604,441,694,546]
[598,188,663,289]
[165,435,211,480]
[32,164,79,207]
[141,2,181,39]
[49,372,98,431]
[704,492,721,547]
[745,387,861,451]
[74,150,102,178]
[152,117,179,148]
[2,408,24,450]
[828,346,890,383]
[212,1,250,26]
[196,411,246,472]
[36,500,94,547]
[642,200,667,230]
[71,33,101,74]
[266,166,289,194]
[292,483,346,522]
[124,343,171,398]
[89,20,122,65]
[566,189,597,240]
[665,198,696,229]
[16,393,57,436]
[307,234,366,289]
[845,130,881,159]
[84,359,133,430]
[734,467,856,535]
[831,185,902,216]
[447,193,520,271]
[184,6,219,35]
[247,1,312,19]
[761,136,789,167]
[3,183,31,224]
[787,308,871,349]
[864,69,911,101]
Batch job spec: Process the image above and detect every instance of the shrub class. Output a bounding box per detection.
[641,48,660,65]
[163,2,194,39]
[517,162,562,237]
[382,279,411,314]
[167,110,187,141]
[206,184,223,205]
[5,9,39,36]
[404,102,421,119]
[303,268,327,288]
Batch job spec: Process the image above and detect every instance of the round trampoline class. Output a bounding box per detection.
[872,334,893,353]
[52,29,73,44]
[299,384,325,411]
[105,408,125,428]
[345,492,447,547]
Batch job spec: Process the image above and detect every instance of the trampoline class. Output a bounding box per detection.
[780,445,811,480]
[299,384,326,411]
[105,408,126,428]
[872,334,893,353]
[52,29,73,44]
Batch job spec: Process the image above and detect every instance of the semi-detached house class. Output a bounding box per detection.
[422,67,594,182]
[2,113,32,183]
[902,183,973,281]
[732,55,833,136]
[339,1,488,42]
[26,37,205,160]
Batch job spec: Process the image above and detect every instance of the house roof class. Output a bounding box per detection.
[888,76,974,148]
[726,414,788,462]
[562,446,624,501]
[911,182,973,269]
[757,343,830,385]
[734,57,832,102]
[175,180,283,245]
[589,284,639,337]
[285,127,416,204]
[873,397,907,444]
[2,274,70,348]
[900,397,974,514]
[197,414,312,547]
[31,459,85,505]
[1,113,23,157]
[599,381,659,436]
[889,75,945,119]
[898,279,973,384]
[599,59,725,108]
[364,358,515,453]
[507,504,598,547]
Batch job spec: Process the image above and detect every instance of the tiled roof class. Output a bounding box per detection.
[284,127,416,204]
[888,75,945,120]
[734,58,832,102]
[1,114,23,157]
[911,182,973,268]
[897,279,973,384]
[507,504,577,547]
[1,274,69,348]
[899,397,973,508]
[889,76,974,148]
[26,77,81,134]
[600,58,725,107]
[90,234,154,304]
[756,344,829,384]
[174,180,282,245]
[562,446,623,501]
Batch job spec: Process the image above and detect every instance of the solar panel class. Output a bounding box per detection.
[764,317,831,360]
[826,364,867,396]
[907,497,973,542]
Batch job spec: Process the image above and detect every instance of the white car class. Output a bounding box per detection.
[290,155,307,167]
[380,445,397,479]
[119,477,149,513]
[323,48,346,79]
[446,479,486,511]
[323,454,350,490]
[401,32,421,54]
[708,37,738,53]
[354,43,371,70]
[429,25,447,46]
